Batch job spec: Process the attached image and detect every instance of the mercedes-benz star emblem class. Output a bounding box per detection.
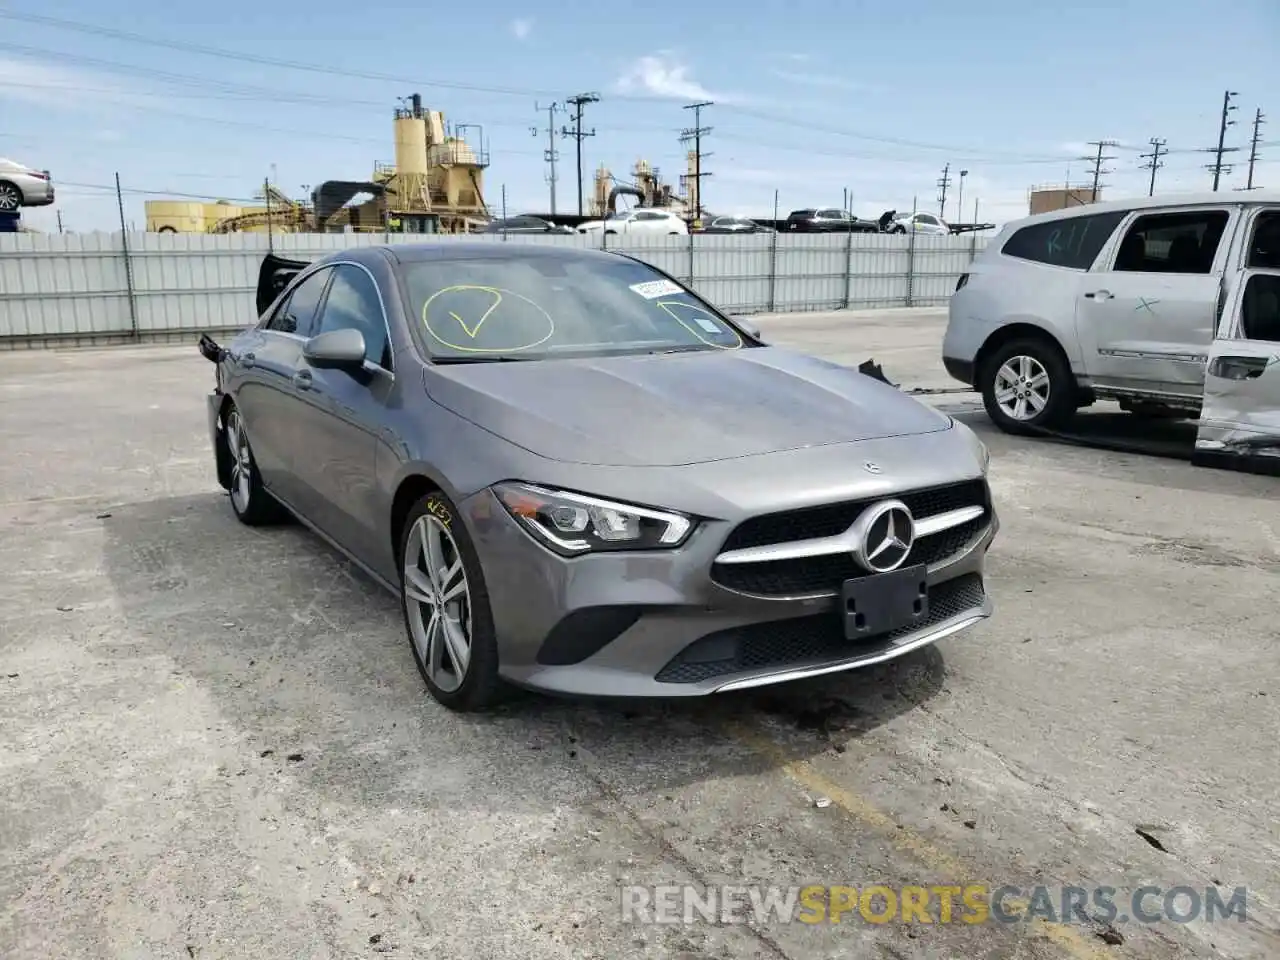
[850,499,916,574]
[863,461,882,474]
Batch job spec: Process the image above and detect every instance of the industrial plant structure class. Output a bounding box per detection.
[586,153,704,219]
[144,94,489,235]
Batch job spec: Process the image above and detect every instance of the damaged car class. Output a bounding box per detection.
[201,244,996,711]
[942,192,1280,466]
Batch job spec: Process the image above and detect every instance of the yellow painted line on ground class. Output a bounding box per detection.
[723,720,1117,960]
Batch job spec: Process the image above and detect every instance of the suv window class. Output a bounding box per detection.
[313,264,392,369]
[1113,210,1229,275]
[1241,273,1280,342]
[266,267,331,336]
[1000,210,1128,270]
[1246,211,1280,268]
[788,210,815,218]
[817,209,844,219]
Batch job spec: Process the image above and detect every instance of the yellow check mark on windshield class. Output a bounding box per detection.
[449,289,503,338]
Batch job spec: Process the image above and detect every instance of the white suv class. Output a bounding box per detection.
[942,191,1280,435]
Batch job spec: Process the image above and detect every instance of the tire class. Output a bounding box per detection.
[890,225,906,235]
[221,401,287,525]
[978,337,1076,436]
[399,490,505,712]
[0,181,21,212]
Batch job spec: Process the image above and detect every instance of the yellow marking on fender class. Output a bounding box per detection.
[723,720,1113,960]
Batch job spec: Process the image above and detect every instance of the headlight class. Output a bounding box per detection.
[493,482,694,556]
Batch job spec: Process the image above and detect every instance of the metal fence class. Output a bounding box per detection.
[0,230,988,349]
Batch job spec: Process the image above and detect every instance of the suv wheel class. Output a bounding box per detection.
[979,338,1075,436]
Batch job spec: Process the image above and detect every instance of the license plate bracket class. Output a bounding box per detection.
[841,564,929,640]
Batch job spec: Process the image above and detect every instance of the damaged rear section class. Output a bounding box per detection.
[1194,269,1280,474]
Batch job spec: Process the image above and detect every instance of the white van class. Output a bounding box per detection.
[942,192,1280,453]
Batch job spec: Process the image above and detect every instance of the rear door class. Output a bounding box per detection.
[232,265,333,501]
[1196,269,1280,463]
[287,262,396,564]
[1074,206,1235,402]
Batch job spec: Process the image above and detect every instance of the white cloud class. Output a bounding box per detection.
[614,53,724,102]
[768,69,865,92]
[509,18,533,41]
[0,56,140,108]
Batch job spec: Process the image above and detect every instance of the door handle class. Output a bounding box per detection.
[1084,290,1114,300]
[292,369,313,390]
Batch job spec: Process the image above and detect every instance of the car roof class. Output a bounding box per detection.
[1013,189,1280,229]
[355,242,636,266]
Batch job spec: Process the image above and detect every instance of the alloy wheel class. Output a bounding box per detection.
[993,355,1050,421]
[225,410,253,512]
[0,184,20,212]
[403,514,472,693]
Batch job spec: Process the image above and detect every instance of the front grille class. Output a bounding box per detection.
[657,574,986,684]
[712,479,989,597]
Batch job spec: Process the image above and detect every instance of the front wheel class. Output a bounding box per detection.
[979,338,1076,436]
[400,491,505,712]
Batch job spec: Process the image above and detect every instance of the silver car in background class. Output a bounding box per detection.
[202,244,997,712]
[0,158,55,211]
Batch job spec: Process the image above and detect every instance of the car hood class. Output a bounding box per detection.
[422,347,952,467]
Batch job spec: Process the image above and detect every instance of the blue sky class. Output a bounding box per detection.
[2,0,1278,232]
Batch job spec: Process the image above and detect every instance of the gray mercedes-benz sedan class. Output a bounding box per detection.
[201,242,997,711]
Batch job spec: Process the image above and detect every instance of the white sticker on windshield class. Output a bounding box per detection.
[630,279,684,299]
[691,313,721,333]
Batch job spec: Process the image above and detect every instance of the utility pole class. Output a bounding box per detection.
[680,101,713,222]
[1244,107,1266,190]
[1139,138,1167,196]
[1204,90,1240,191]
[1080,140,1118,200]
[532,101,561,214]
[561,92,599,217]
[935,163,951,218]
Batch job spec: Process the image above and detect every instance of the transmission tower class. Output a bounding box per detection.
[561,92,599,216]
[1080,141,1118,199]
[531,101,561,214]
[680,101,713,222]
[936,163,951,218]
[1203,90,1240,191]
[1244,107,1266,190]
[1139,138,1167,196]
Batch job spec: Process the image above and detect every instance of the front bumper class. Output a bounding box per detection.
[462,486,997,698]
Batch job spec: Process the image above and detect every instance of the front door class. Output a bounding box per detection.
[288,263,396,566]
[1197,268,1280,465]
[1074,206,1235,403]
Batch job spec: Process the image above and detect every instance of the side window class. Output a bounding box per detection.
[817,209,843,219]
[917,214,939,226]
[1241,273,1280,342]
[1246,211,1280,269]
[265,267,330,336]
[314,264,392,369]
[1113,210,1230,275]
[635,211,664,221]
[1001,210,1128,270]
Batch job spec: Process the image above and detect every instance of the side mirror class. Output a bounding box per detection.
[730,316,763,340]
[303,328,367,368]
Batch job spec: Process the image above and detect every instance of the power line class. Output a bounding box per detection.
[935,163,951,218]
[1204,90,1240,191]
[532,101,561,214]
[1244,108,1266,190]
[1138,138,1167,196]
[680,101,713,222]
[560,92,599,217]
[1080,140,1118,198]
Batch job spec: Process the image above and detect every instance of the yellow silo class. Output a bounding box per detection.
[146,200,223,233]
[394,113,429,175]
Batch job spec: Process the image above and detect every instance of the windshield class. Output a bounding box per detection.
[403,255,752,361]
